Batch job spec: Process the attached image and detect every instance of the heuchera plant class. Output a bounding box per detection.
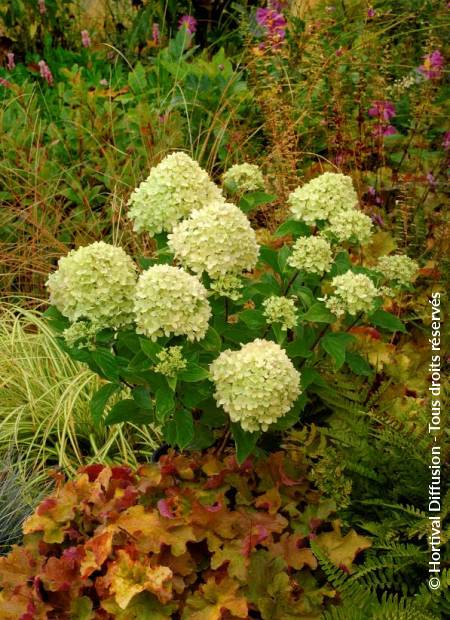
[44,153,418,463]
[0,451,371,619]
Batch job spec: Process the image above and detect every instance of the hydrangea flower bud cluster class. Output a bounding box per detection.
[154,346,187,377]
[127,152,223,235]
[288,172,358,224]
[324,271,379,317]
[287,235,333,275]
[376,254,418,286]
[262,296,297,330]
[210,339,301,432]
[222,163,265,193]
[168,202,259,278]
[326,209,373,245]
[209,274,243,300]
[46,241,137,329]
[63,322,98,350]
[134,265,211,341]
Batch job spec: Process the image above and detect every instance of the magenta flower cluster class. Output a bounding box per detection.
[418,50,445,80]
[368,100,397,137]
[178,15,197,34]
[256,5,287,48]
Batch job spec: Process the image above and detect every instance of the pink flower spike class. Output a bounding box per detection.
[38,0,46,15]
[443,132,450,151]
[38,60,53,85]
[368,100,396,121]
[0,77,12,88]
[6,52,15,71]
[367,7,376,18]
[81,30,91,48]
[418,49,444,80]
[152,23,160,45]
[178,15,197,34]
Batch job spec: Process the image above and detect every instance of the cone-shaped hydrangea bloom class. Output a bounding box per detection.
[46,241,137,329]
[324,271,378,317]
[262,296,297,330]
[376,254,418,286]
[127,152,224,235]
[288,172,358,224]
[210,339,301,432]
[168,201,259,278]
[287,235,333,275]
[134,265,211,341]
[326,210,373,245]
[222,163,265,193]
[154,346,187,377]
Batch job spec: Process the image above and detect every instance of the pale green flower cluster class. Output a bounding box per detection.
[168,201,259,278]
[287,235,333,275]
[288,172,358,224]
[376,254,418,286]
[262,296,297,330]
[154,346,187,377]
[127,152,223,235]
[63,321,97,350]
[209,339,301,433]
[46,241,137,329]
[134,265,211,341]
[326,210,373,245]
[324,271,379,317]
[209,274,243,301]
[222,163,265,193]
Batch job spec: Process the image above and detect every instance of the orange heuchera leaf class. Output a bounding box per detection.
[80,528,114,578]
[116,505,198,556]
[314,520,371,570]
[183,576,248,620]
[101,549,173,609]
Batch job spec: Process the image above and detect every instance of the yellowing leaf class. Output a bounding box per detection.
[183,577,248,620]
[314,521,371,570]
[103,550,172,609]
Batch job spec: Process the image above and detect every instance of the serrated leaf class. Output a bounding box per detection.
[105,399,152,426]
[369,309,406,333]
[231,423,260,464]
[239,309,266,330]
[155,388,175,422]
[199,326,221,352]
[274,220,310,238]
[90,383,121,425]
[175,410,195,449]
[346,351,373,376]
[179,364,209,382]
[320,332,356,369]
[302,302,335,323]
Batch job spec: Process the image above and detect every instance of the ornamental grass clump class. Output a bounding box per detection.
[46,241,137,330]
[0,453,371,619]
[168,201,259,278]
[127,152,223,235]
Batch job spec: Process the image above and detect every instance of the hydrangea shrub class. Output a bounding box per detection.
[0,452,371,619]
[45,156,417,461]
